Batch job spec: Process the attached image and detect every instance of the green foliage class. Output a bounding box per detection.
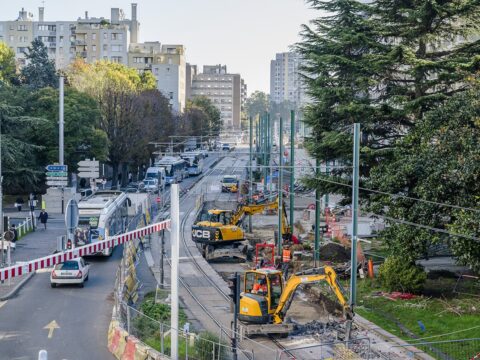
[140,298,187,325]
[21,38,57,89]
[0,42,17,85]
[378,256,426,293]
[187,96,222,137]
[0,101,45,193]
[245,91,269,119]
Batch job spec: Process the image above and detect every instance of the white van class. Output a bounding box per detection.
[143,167,166,193]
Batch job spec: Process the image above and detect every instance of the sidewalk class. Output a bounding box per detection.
[0,213,66,300]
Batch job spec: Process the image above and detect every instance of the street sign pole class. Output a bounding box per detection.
[278,117,283,257]
[350,123,360,308]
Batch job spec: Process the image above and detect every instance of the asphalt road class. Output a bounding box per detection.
[0,153,220,360]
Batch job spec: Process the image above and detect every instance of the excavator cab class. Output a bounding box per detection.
[239,269,284,323]
[206,210,233,226]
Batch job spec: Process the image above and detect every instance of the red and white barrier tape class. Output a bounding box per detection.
[0,219,170,281]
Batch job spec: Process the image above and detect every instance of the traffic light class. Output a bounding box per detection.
[228,274,239,304]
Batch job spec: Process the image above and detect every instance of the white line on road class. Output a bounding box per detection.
[0,301,7,309]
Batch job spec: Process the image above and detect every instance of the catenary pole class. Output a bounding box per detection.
[314,158,320,266]
[171,184,180,360]
[349,123,360,307]
[59,75,64,165]
[289,110,295,232]
[277,117,283,256]
[248,116,253,232]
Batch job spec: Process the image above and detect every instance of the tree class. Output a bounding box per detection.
[0,42,17,85]
[0,101,45,193]
[188,96,222,138]
[245,91,269,119]
[24,87,108,171]
[21,38,57,89]
[67,60,157,186]
[297,0,480,199]
[368,90,480,273]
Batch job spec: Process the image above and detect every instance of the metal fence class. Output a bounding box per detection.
[388,338,480,360]
[276,338,371,360]
[119,301,254,360]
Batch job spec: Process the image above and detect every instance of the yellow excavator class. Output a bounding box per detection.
[192,197,291,261]
[236,266,353,336]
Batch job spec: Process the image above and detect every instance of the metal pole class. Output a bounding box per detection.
[314,159,320,266]
[160,229,164,288]
[277,117,283,256]
[248,116,253,232]
[171,184,180,360]
[263,113,268,185]
[289,110,295,231]
[0,115,3,267]
[350,123,360,307]
[59,75,64,165]
[269,115,273,201]
[232,272,240,360]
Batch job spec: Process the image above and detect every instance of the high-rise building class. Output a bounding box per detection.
[270,51,308,107]
[189,64,245,130]
[0,5,138,68]
[128,42,186,112]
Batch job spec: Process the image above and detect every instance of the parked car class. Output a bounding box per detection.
[50,258,90,288]
[222,143,231,151]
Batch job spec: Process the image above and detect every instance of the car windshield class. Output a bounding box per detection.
[223,177,236,183]
[144,180,154,185]
[55,261,79,270]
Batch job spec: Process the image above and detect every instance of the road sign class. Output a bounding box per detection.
[77,171,100,178]
[77,159,99,168]
[156,197,161,203]
[46,165,68,172]
[65,199,79,235]
[46,176,68,181]
[46,171,68,177]
[46,180,68,187]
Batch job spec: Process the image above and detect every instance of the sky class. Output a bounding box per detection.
[0,0,317,95]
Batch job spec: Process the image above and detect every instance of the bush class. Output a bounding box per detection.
[378,256,427,293]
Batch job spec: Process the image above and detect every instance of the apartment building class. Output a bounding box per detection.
[189,65,245,130]
[0,5,138,68]
[128,42,186,112]
[270,51,308,107]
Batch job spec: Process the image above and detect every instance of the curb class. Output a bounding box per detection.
[0,271,35,301]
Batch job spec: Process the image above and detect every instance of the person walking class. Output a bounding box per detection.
[282,245,292,280]
[10,224,18,243]
[15,197,24,212]
[38,209,49,230]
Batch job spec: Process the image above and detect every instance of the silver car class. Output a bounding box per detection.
[50,258,90,288]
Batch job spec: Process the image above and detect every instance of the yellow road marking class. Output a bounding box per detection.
[44,320,60,339]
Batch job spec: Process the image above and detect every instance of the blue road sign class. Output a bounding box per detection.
[45,164,68,172]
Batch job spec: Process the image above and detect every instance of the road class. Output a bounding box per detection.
[0,153,220,360]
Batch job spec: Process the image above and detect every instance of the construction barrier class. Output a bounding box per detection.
[0,219,170,281]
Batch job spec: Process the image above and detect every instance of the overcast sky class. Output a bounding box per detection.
[0,0,317,95]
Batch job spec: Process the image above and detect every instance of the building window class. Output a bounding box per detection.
[18,36,28,43]
[133,57,143,63]
[9,35,14,42]
[60,24,64,32]
[111,33,123,41]
[18,25,28,31]
[92,45,96,52]
[59,36,64,43]
[103,33,107,40]
[111,56,122,63]
[169,92,174,100]
[17,47,27,54]
[103,56,108,60]
[103,44,108,51]
[111,45,123,52]
[92,33,96,40]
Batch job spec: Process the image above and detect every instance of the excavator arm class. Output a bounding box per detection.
[272,266,352,324]
[230,200,278,225]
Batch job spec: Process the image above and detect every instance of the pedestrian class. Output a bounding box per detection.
[101,177,107,189]
[38,209,49,230]
[10,224,18,243]
[128,172,133,183]
[15,197,24,211]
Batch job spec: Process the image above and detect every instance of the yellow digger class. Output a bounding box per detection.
[236,266,353,336]
[192,197,291,261]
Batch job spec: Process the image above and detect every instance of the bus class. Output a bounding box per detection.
[181,151,204,176]
[155,156,188,185]
[143,167,166,193]
[74,191,130,256]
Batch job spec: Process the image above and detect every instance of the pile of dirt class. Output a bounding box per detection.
[291,320,345,337]
[319,242,350,262]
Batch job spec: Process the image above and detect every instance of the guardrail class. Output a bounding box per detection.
[15,216,36,238]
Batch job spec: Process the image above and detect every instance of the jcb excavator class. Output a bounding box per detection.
[192,197,291,261]
[236,266,353,337]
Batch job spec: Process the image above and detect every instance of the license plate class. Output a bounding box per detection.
[61,272,71,276]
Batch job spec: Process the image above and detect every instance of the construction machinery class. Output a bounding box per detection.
[221,175,239,193]
[192,197,291,261]
[236,266,353,336]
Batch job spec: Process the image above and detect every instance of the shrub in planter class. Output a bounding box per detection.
[378,256,426,293]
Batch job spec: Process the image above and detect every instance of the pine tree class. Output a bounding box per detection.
[21,38,57,89]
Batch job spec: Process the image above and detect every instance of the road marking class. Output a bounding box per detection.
[0,301,6,309]
[44,320,60,339]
